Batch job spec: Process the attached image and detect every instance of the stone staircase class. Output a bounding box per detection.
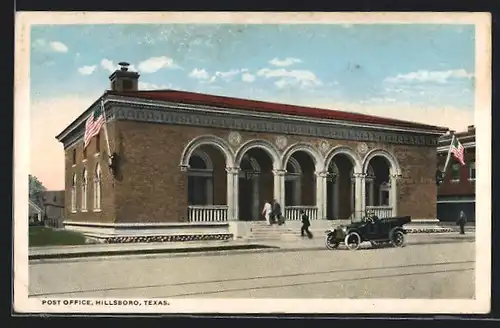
[245,222,303,241]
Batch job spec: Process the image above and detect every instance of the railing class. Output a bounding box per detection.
[45,218,64,229]
[366,206,393,218]
[188,205,228,223]
[284,206,318,221]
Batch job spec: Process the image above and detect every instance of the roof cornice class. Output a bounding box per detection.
[56,93,448,147]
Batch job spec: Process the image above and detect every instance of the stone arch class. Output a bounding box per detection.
[191,149,214,170]
[324,145,363,174]
[281,142,324,172]
[234,139,281,170]
[286,156,302,174]
[180,135,235,168]
[362,148,401,176]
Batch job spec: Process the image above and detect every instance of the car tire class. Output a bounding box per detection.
[325,234,339,250]
[390,229,405,247]
[344,232,362,250]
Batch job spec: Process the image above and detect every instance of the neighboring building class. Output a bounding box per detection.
[55,62,448,242]
[41,190,65,228]
[28,199,42,223]
[437,126,476,223]
[29,190,65,227]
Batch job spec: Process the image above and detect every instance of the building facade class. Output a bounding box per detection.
[56,63,448,242]
[437,126,476,223]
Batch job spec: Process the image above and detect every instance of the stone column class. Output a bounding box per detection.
[225,167,239,221]
[367,178,374,206]
[390,173,401,216]
[315,171,327,219]
[273,169,286,208]
[353,173,366,220]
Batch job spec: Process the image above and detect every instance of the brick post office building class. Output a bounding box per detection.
[437,126,476,223]
[56,63,448,243]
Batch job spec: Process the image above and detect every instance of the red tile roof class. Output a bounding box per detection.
[106,89,449,132]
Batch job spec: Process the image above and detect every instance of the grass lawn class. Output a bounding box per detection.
[29,226,87,247]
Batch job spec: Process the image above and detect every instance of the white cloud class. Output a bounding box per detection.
[257,68,322,88]
[269,57,302,67]
[242,73,256,83]
[32,39,69,53]
[100,59,137,73]
[189,68,210,80]
[209,69,241,83]
[138,81,172,90]
[385,69,474,84]
[138,56,178,73]
[77,65,97,76]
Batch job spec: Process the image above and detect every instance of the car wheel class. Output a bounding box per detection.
[390,230,405,247]
[344,232,362,250]
[325,234,339,250]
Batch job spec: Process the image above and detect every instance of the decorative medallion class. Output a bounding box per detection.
[275,136,288,150]
[357,142,368,154]
[228,131,242,146]
[319,140,330,154]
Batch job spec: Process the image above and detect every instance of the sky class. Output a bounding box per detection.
[29,23,476,190]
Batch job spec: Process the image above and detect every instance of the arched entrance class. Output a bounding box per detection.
[283,150,318,220]
[362,149,401,218]
[180,135,235,222]
[323,146,363,221]
[237,148,275,221]
[325,154,356,220]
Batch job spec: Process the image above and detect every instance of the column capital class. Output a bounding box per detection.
[315,171,328,178]
[352,173,366,179]
[225,166,240,174]
[390,173,403,180]
[272,169,287,176]
[179,164,190,172]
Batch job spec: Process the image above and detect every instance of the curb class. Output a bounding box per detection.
[28,244,277,260]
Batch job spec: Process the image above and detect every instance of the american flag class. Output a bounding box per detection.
[450,134,465,165]
[83,100,106,149]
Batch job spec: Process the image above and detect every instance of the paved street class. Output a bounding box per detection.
[29,236,475,299]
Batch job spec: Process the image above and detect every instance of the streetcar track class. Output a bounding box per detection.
[30,260,474,297]
[154,267,474,298]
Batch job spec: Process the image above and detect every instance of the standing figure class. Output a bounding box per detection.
[300,210,313,239]
[261,200,273,225]
[272,199,284,225]
[457,210,467,235]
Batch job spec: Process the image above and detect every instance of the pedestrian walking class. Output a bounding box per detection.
[261,200,273,225]
[457,210,467,235]
[300,210,313,239]
[272,199,284,225]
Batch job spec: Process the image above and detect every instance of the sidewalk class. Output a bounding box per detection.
[29,231,475,261]
[28,240,278,260]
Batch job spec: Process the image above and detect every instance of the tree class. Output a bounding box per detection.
[29,174,47,200]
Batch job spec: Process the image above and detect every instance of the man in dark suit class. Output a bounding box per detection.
[272,199,284,225]
[300,210,313,239]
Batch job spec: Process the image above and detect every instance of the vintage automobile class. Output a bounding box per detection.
[324,214,411,250]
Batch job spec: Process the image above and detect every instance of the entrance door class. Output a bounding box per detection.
[238,177,253,221]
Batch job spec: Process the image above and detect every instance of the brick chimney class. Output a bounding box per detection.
[109,62,140,92]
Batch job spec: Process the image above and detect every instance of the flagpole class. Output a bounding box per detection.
[100,98,112,161]
[442,134,454,174]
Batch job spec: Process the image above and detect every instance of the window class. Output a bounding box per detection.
[71,174,77,212]
[469,162,476,181]
[451,163,460,181]
[95,133,101,153]
[94,163,102,211]
[81,168,88,211]
[72,149,76,165]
